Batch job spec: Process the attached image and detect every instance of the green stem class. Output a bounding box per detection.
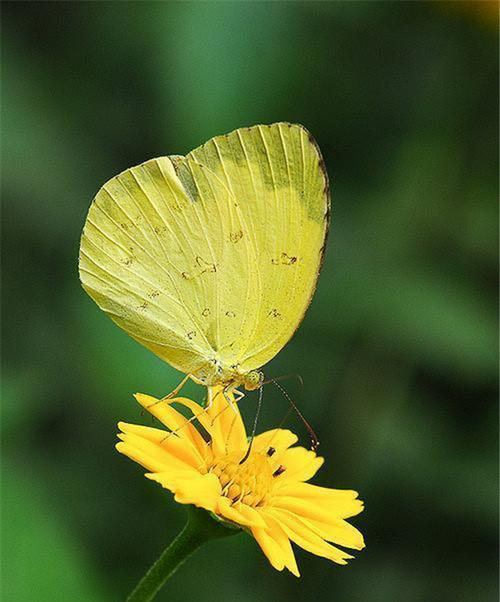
[126,506,239,602]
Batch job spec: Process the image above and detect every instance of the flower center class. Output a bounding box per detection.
[210,451,273,507]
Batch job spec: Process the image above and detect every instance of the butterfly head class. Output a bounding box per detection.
[242,370,264,391]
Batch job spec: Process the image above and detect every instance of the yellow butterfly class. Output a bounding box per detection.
[79,123,330,401]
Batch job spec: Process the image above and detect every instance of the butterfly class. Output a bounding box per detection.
[79,123,330,402]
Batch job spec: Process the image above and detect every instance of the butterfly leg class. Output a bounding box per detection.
[159,391,212,444]
[222,383,244,414]
[161,374,192,400]
[205,385,244,428]
[205,385,214,410]
[233,388,245,403]
[146,374,193,410]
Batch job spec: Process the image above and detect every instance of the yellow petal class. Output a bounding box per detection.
[169,396,226,457]
[217,497,266,528]
[116,431,201,476]
[206,387,247,453]
[134,393,206,456]
[272,495,357,528]
[300,515,364,550]
[259,512,300,577]
[146,471,221,513]
[115,439,192,474]
[278,447,324,482]
[220,406,247,452]
[272,497,364,550]
[251,525,286,573]
[268,508,354,565]
[118,422,205,468]
[144,467,196,489]
[253,429,298,456]
[274,482,364,519]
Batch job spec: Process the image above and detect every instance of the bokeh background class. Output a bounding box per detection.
[2,2,498,601]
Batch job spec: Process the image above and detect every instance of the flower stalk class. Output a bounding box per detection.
[127,506,239,602]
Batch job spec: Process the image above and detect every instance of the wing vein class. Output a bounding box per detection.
[98,185,212,350]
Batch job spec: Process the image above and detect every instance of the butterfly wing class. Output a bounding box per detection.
[79,123,329,378]
[186,122,329,372]
[79,156,222,376]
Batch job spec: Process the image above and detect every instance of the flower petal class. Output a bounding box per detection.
[300,515,364,550]
[268,508,354,565]
[206,387,247,453]
[118,422,205,468]
[146,471,221,513]
[273,482,364,519]
[134,393,206,456]
[217,497,266,528]
[116,436,199,475]
[256,512,300,577]
[278,447,324,482]
[170,396,226,457]
[253,429,298,456]
[144,467,195,488]
[271,496,364,550]
[272,495,359,529]
[251,523,287,573]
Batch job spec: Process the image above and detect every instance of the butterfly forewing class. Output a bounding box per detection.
[187,123,329,372]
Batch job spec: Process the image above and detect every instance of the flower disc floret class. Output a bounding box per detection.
[210,451,273,507]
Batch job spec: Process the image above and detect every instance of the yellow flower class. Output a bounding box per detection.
[116,386,365,576]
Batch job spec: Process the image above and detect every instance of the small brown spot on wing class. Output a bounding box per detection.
[196,256,216,274]
[186,331,196,340]
[181,257,216,280]
[225,310,236,318]
[202,308,211,317]
[229,230,243,243]
[271,253,298,266]
[281,252,297,265]
[268,308,281,318]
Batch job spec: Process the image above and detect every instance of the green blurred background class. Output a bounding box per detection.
[2,2,498,601]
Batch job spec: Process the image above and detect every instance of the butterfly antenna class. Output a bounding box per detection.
[272,380,320,452]
[262,373,304,389]
[239,383,264,464]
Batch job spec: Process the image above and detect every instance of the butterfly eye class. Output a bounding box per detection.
[243,370,263,391]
